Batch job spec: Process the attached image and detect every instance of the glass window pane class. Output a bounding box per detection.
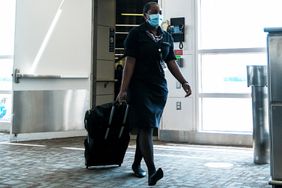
[199,0,282,49]
[0,59,12,91]
[201,98,252,132]
[200,53,267,93]
[0,94,12,122]
[0,0,16,55]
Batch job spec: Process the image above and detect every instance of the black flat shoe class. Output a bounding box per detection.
[132,165,146,178]
[148,168,163,186]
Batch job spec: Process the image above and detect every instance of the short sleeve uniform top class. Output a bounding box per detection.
[124,23,176,84]
[123,23,177,129]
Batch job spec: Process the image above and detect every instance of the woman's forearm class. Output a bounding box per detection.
[167,60,188,85]
[119,56,136,92]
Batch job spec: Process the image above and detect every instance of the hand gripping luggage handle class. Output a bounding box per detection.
[104,103,129,140]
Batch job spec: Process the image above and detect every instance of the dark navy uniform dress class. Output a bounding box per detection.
[124,23,176,129]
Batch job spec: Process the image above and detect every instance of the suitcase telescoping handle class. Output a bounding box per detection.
[118,105,129,138]
[104,103,129,140]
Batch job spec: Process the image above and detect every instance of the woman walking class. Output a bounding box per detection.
[116,2,192,186]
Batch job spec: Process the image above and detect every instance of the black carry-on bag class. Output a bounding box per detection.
[84,102,130,168]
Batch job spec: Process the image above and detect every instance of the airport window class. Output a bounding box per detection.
[0,0,15,123]
[198,0,282,132]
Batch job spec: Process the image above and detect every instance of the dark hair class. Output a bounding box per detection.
[143,2,158,14]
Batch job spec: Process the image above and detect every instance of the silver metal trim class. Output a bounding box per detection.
[198,48,266,54]
[118,126,124,138]
[13,68,89,83]
[9,130,87,142]
[119,104,129,138]
[108,105,115,125]
[247,65,268,87]
[269,178,282,186]
[12,90,89,134]
[104,128,110,140]
[122,105,129,125]
[105,105,115,140]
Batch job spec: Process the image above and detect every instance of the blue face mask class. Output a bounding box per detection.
[147,14,163,28]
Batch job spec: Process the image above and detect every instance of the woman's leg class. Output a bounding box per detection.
[133,134,142,167]
[137,128,156,176]
[137,127,163,186]
[132,132,146,178]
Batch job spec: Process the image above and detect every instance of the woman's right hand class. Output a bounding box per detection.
[116,91,127,104]
[182,83,192,97]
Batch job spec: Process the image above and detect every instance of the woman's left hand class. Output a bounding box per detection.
[116,91,128,104]
[182,83,192,97]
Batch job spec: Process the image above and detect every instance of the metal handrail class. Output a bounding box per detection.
[13,69,89,83]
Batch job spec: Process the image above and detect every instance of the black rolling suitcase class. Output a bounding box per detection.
[84,102,130,168]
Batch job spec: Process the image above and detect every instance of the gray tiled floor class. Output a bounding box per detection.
[0,136,271,188]
[0,133,9,142]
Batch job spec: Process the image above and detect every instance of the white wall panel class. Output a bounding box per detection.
[14,0,92,76]
[13,0,92,91]
[160,0,196,133]
[162,97,193,131]
[96,95,114,106]
[96,60,114,80]
[94,0,115,105]
[97,0,115,26]
[96,82,114,95]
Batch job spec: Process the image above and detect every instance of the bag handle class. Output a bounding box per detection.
[104,102,129,140]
